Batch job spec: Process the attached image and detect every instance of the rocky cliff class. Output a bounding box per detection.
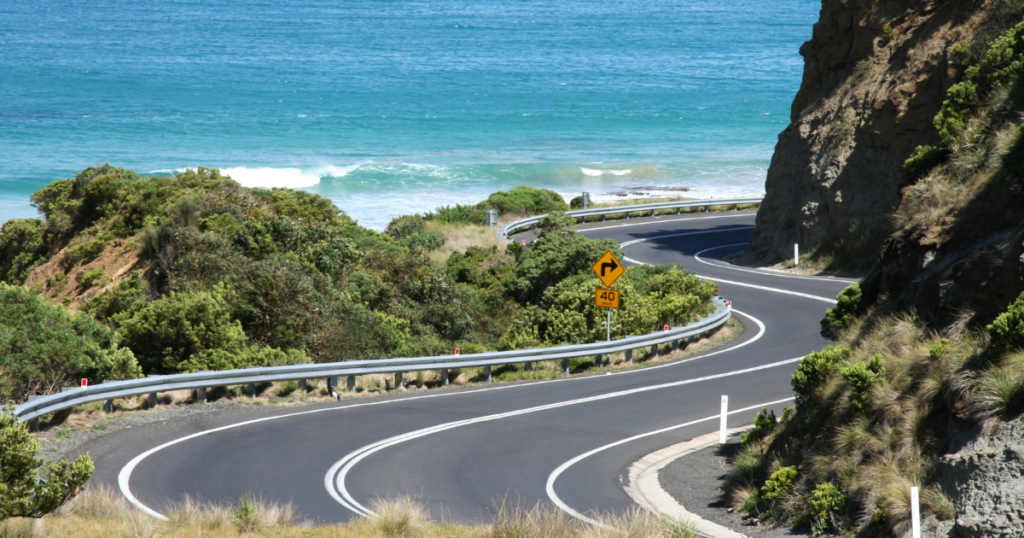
[748,0,1024,325]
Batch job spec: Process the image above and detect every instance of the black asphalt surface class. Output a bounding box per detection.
[74,211,855,525]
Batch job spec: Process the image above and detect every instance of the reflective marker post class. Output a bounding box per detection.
[606,310,611,342]
[719,395,729,444]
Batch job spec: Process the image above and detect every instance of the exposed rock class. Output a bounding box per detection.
[746,0,1006,263]
[936,415,1024,538]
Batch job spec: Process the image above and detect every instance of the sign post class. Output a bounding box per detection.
[592,251,624,342]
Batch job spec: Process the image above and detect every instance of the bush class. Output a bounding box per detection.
[64,239,106,266]
[0,219,48,284]
[0,284,141,401]
[840,354,885,413]
[385,216,445,251]
[740,408,777,447]
[821,284,863,340]
[477,186,567,217]
[75,267,108,289]
[423,204,474,224]
[0,407,94,520]
[808,482,847,537]
[988,291,1024,351]
[903,145,948,181]
[792,346,851,402]
[761,466,798,503]
[502,228,621,304]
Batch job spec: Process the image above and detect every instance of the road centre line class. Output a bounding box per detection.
[118,309,766,519]
[578,213,755,233]
[326,354,804,517]
[694,243,859,284]
[545,396,796,526]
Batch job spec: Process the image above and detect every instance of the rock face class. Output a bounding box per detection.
[936,416,1024,538]
[747,0,995,262]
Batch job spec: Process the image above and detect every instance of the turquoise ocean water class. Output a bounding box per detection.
[1,0,818,229]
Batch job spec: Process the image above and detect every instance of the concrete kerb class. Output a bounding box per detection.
[624,426,756,538]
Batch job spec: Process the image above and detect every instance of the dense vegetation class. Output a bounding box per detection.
[422,185,567,225]
[0,169,715,402]
[726,288,1024,537]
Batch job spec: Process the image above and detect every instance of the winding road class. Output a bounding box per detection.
[74,211,856,525]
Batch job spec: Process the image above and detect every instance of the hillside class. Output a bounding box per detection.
[0,167,717,403]
[728,1,1024,537]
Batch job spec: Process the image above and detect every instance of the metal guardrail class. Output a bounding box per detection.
[499,197,763,237]
[15,298,732,424]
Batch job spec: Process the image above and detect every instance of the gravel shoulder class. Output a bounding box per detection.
[658,441,807,538]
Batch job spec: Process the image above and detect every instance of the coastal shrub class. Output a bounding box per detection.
[0,407,94,520]
[385,215,445,251]
[903,145,948,181]
[0,283,141,401]
[501,227,621,304]
[569,195,584,209]
[840,354,885,413]
[987,291,1024,351]
[740,408,777,447]
[83,271,149,322]
[792,346,851,402]
[808,482,847,537]
[423,204,474,224]
[477,186,567,217]
[64,239,106,266]
[820,284,863,339]
[75,267,108,289]
[0,218,48,284]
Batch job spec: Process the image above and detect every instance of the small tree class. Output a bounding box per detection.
[0,408,93,520]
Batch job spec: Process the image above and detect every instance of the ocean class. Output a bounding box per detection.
[0,0,818,230]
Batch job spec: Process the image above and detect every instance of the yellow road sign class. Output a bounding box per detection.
[595,288,620,309]
[592,250,624,287]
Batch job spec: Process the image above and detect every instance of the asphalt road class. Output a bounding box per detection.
[75,211,855,525]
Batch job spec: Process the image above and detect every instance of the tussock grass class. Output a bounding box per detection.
[6,488,697,538]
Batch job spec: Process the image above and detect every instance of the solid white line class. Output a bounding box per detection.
[621,253,838,305]
[578,214,755,233]
[545,397,796,526]
[118,308,766,519]
[326,349,798,517]
[618,226,755,248]
[694,243,859,284]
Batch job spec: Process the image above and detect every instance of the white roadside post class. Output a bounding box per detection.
[911,486,921,538]
[719,395,729,444]
[794,243,799,266]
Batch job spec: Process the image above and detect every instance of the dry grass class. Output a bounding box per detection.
[425,220,508,263]
[1,488,695,538]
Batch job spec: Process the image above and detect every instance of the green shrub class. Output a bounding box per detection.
[385,215,444,251]
[988,291,1024,351]
[476,186,567,218]
[569,195,584,209]
[840,354,885,413]
[808,482,847,537]
[903,145,948,181]
[740,408,777,447]
[0,407,93,519]
[0,219,48,284]
[761,466,798,502]
[423,204,474,224]
[502,228,621,304]
[821,284,863,339]
[75,267,108,289]
[792,346,852,402]
[0,284,141,401]
[64,239,105,266]
[929,338,950,361]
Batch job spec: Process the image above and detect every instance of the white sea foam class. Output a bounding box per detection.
[580,167,632,177]
[151,165,363,189]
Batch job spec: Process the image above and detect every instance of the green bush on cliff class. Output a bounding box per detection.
[820,284,863,339]
[423,186,567,224]
[791,345,851,402]
[987,291,1024,351]
[0,219,48,284]
[0,283,141,402]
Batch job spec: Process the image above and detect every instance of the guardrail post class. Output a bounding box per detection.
[28,418,39,431]
[148,392,158,408]
[394,372,403,389]
[524,362,533,371]
[650,344,659,360]
[440,368,449,386]
[347,375,356,393]
[675,207,680,215]
[625,349,633,363]
[671,339,679,352]
[650,209,655,217]
[103,399,113,413]
[247,383,256,398]
[562,358,570,376]
[601,215,606,222]
[196,387,207,404]
[594,354,602,368]
[483,365,492,383]
[299,379,307,395]
[732,204,738,210]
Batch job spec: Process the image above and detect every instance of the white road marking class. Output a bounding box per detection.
[326,354,803,516]
[618,226,755,248]
[117,310,765,519]
[545,397,796,526]
[578,213,755,233]
[694,243,859,284]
